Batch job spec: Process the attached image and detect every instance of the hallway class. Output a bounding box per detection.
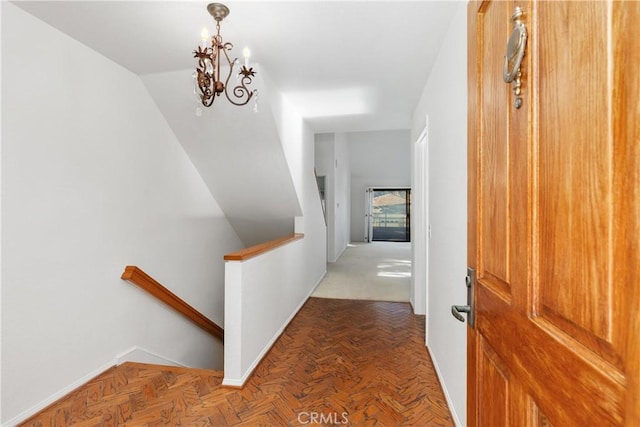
[21,298,453,426]
[312,242,411,302]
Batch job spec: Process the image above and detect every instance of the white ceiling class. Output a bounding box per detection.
[12,0,460,133]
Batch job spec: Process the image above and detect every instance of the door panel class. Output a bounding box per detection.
[535,0,616,365]
[468,1,640,426]
[533,404,552,427]
[478,337,509,426]
[479,0,511,297]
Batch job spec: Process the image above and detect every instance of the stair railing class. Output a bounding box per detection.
[121,266,224,342]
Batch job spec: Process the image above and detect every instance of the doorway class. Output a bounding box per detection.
[365,188,411,242]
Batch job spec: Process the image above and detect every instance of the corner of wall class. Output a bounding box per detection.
[411,2,468,426]
[427,346,464,427]
[115,346,188,367]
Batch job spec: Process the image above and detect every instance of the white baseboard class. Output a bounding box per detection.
[427,345,464,427]
[311,270,327,293]
[222,277,322,387]
[4,347,186,426]
[4,358,116,426]
[329,244,348,263]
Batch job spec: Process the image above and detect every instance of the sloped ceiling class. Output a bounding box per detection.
[141,67,300,246]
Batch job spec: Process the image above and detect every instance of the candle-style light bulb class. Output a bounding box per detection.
[242,46,251,67]
[201,28,209,48]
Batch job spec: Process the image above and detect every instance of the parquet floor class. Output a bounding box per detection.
[21,298,454,426]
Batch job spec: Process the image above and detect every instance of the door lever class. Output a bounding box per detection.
[450,268,475,327]
[451,305,471,322]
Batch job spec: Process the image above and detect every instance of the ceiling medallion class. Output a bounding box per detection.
[193,3,257,110]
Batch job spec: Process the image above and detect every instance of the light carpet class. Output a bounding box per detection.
[312,242,411,302]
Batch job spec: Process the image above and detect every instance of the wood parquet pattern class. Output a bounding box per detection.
[20,298,454,426]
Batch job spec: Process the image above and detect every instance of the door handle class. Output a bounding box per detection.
[450,268,475,327]
[451,305,471,322]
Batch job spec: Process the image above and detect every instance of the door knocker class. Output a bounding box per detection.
[503,6,527,109]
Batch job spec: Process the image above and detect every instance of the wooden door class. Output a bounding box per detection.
[467,1,640,425]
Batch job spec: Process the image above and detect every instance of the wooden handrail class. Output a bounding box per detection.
[121,266,224,342]
[224,233,304,261]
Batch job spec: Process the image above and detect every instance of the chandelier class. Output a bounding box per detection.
[193,3,257,108]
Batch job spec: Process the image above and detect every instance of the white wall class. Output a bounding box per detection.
[314,133,332,230]
[315,133,335,260]
[224,237,315,386]
[314,133,350,262]
[269,74,327,282]
[2,4,243,423]
[348,130,411,242]
[410,3,467,426]
[334,133,351,258]
[221,74,328,387]
[411,128,429,315]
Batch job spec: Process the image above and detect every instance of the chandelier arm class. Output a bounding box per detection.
[221,42,254,105]
[202,87,216,107]
[195,56,216,107]
[223,60,255,106]
[219,42,234,68]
